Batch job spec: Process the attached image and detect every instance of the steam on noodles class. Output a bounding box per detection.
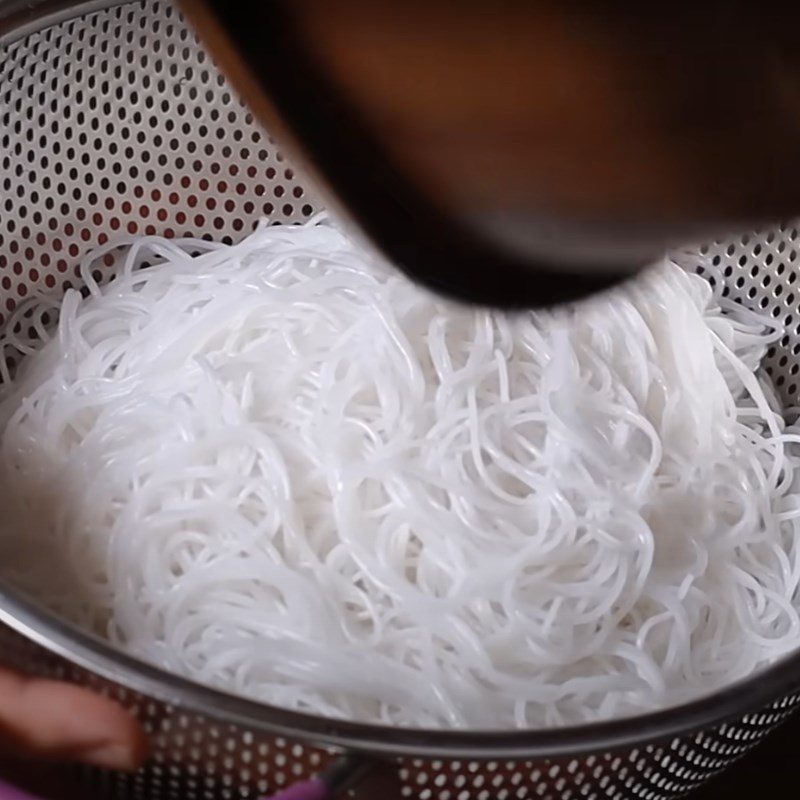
[0,217,798,728]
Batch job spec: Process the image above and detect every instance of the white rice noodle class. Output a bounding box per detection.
[0,217,796,729]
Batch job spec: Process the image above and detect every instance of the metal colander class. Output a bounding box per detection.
[3,2,800,799]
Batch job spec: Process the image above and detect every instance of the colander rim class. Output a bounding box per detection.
[0,0,129,48]
[1,582,799,759]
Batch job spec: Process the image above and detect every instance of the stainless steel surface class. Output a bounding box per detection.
[3,2,800,798]
[0,0,123,45]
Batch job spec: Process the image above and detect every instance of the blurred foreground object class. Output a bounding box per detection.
[183,0,800,307]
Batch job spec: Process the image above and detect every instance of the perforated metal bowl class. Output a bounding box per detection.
[4,2,800,799]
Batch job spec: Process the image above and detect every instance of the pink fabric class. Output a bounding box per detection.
[262,778,330,800]
[0,779,46,800]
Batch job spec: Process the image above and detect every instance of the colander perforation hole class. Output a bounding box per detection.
[0,0,321,332]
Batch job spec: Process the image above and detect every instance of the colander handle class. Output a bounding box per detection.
[263,754,374,800]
